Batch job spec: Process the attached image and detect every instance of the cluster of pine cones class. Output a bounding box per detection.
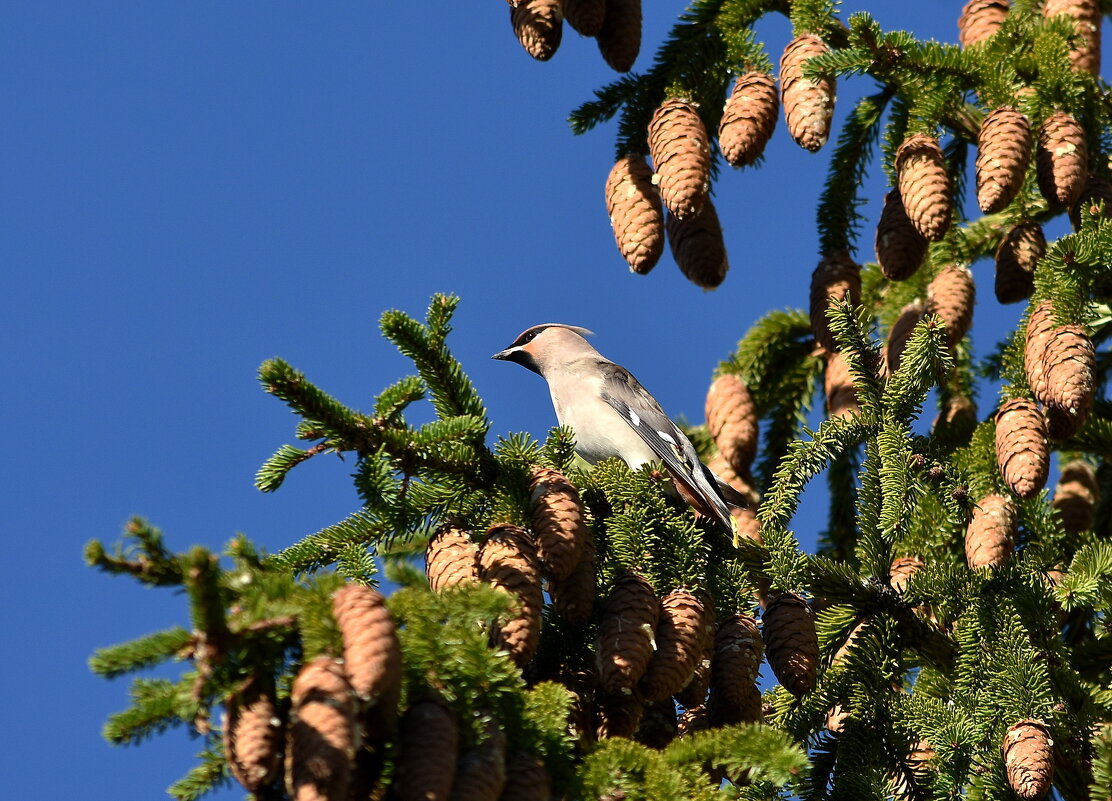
[509,0,642,71]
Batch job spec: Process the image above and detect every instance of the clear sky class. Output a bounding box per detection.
[4,2,1079,798]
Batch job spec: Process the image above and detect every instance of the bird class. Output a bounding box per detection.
[492,323,747,531]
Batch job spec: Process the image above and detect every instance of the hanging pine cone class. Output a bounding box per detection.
[885,300,926,376]
[761,593,818,697]
[332,583,402,742]
[1036,112,1088,208]
[708,613,764,726]
[976,107,1031,213]
[596,0,641,73]
[286,657,356,801]
[958,0,1009,47]
[529,466,588,581]
[1070,176,1112,229]
[995,398,1049,499]
[549,520,596,625]
[596,572,659,693]
[635,698,679,749]
[825,351,859,418]
[1042,325,1096,430]
[1053,460,1099,533]
[705,374,759,476]
[674,595,716,708]
[890,555,925,594]
[780,34,835,152]
[966,493,1017,568]
[1044,0,1101,74]
[648,98,710,220]
[640,589,705,702]
[449,722,506,801]
[605,154,664,274]
[995,222,1045,304]
[510,0,563,62]
[478,524,544,667]
[426,521,479,592]
[719,72,779,167]
[595,687,644,738]
[1002,720,1054,800]
[810,251,862,352]
[666,201,729,289]
[396,696,458,801]
[927,264,975,348]
[933,395,978,445]
[224,685,282,793]
[876,189,928,281]
[561,0,606,37]
[1025,301,1057,403]
[502,752,552,801]
[677,705,709,737]
[895,134,952,242]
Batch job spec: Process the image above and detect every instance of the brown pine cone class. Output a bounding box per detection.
[995,222,1045,304]
[224,685,282,793]
[708,613,764,725]
[933,395,977,445]
[976,107,1031,213]
[927,264,975,348]
[896,134,952,242]
[635,698,678,749]
[966,493,1017,568]
[1042,325,1096,427]
[397,696,459,801]
[666,201,729,289]
[426,522,479,592]
[1025,301,1057,403]
[549,520,596,625]
[648,98,711,220]
[596,687,644,739]
[876,189,928,281]
[890,555,925,594]
[995,398,1049,499]
[885,300,926,376]
[959,0,1009,47]
[810,251,862,352]
[705,374,759,476]
[596,572,659,693]
[596,0,641,73]
[1044,0,1101,74]
[719,72,779,167]
[674,598,716,708]
[1037,112,1088,208]
[605,154,664,274]
[478,524,544,667]
[449,722,506,801]
[332,585,401,716]
[529,466,588,581]
[502,752,552,801]
[1003,720,1054,800]
[561,0,606,37]
[510,0,563,62]
[1070,176,1112,229]
[762,593,817,696]
[1053,460,1099,533]
[640,589,705,702]
[892,740,937,798]
[825,351,859,418]
[780,34,835,152]
[286,657,356,801]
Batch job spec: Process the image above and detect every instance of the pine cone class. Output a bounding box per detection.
[718,72,779,167]
[449,722,506,801]
[224,686,282,792]
[810,251,862,351]
[976,107,1031,213]
[896,134,952,241]
[677,705,709,737]
[885,300,926,376]
[605,154,664,274]
[332,585,401,716]
[510,0,563,62]
[426,522,479,592]
[705,374,759,476]
[674,598,716,708]
[779,35,835,152]
[529,466,588,581]
[396,696,459,801]
[1036,112,1088,208]
[502,752,552,801]
[478,524,544,667]
[876,189,928,281]
[596,686,643,739]
[995,222,1045,304]
[1053,460,1099,533]
[640,589,705,702]
[933,395,977,445]
[761,593,818,697]
[825,351,859,418]
[1044,0,1101,74]
[966,493,1017,568]
[890,555,925,594]
[666,201,729,289]
[1070,176,1112,229]
[1003,720,1054,800]
[708,613,764,725]
[596,573,659,693]
[549,522,596,625]
[635,698,678,749]
[958,0,1009,47]
[648,98,711,220]
[1025,301,1057,403]
[1042,325,1096,427]
[286,657,356,801]
[995,398,1049,499]
[596,0,641,73]
[927,264,975,348]
[561,0,606,37]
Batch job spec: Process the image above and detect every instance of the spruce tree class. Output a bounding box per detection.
[88,2,1112,799]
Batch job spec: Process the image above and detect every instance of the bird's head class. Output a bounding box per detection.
[491,324,596,376]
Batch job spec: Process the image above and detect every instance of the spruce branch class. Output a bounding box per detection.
[84,518,185,587]
[89,627,194,679]
[267,508,389,575]
[167,749,228,801]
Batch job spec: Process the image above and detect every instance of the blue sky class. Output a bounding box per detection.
[4,2,1079,798]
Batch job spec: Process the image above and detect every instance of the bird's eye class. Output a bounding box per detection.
[522,331,537,343]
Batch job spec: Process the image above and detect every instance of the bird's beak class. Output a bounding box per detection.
[491,347,514,360]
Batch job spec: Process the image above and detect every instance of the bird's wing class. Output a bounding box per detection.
[596,360,737,530]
